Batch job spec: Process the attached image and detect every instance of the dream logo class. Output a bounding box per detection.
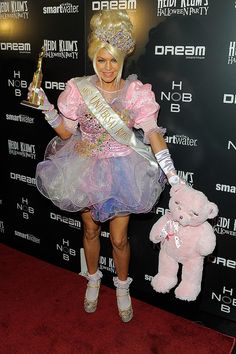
[92,0,136,11]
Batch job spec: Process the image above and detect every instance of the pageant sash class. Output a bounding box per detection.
[75,76,158,168]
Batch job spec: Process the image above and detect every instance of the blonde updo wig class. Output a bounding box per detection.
[88,10,135,84]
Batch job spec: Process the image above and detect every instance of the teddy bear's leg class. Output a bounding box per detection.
[175,257,204,301]
[151,250,179,293]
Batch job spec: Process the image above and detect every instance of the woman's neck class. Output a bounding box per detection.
[96,79,125,92]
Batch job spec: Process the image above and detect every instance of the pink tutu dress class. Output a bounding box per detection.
[36,74,166,222]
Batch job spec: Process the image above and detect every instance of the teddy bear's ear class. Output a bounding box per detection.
[207,202,219,219]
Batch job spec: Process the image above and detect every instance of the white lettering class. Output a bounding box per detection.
[223,94,236,104]
[92,0,136,11]
[155,45,205,57]
[216,184,236,194]
[0,42,30,52]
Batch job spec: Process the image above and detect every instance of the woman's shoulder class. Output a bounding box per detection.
[124,74,154,100]
[124,74,138,86]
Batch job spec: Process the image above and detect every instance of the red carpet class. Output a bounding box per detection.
[0,243,235,354]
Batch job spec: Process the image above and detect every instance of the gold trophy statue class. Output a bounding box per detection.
[21,46,45,109]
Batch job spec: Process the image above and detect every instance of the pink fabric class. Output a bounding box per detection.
[58,76,160,128]
[57,75,164,145]
[57,79,83,120]
[125,80,160,130]
[57,79,83,133]
[36,76,166,220]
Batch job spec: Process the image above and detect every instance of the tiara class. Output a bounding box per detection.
[94,25,135,53]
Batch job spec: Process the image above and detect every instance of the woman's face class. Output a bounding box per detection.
[95,48,120,85]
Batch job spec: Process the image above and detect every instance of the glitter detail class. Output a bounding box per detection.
[94,25,135,53]
[75,132,109,157]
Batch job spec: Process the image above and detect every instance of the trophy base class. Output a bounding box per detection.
[20,100,41,109]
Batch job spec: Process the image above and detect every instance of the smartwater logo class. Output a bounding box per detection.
[43,3,79,14]
[0,1,29,19]
[92,0,136,11]
[216,184,236,194]
[165,135,197,146]
[157,0,209,17]
[6,114,34,124]
[14,230,40,244]
[101,231,110,238]
[155,45,205,59]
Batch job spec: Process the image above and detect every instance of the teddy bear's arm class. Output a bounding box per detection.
[149,215,169,243]
[197,222,216,256]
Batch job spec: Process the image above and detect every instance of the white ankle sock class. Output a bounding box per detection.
[114,277,133,310]
[85,270,102,301]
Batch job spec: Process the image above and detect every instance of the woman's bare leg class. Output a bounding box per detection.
[109,215,130,280]
[81,210,101,274]
[109,215,133,322]
[81,210,102,313]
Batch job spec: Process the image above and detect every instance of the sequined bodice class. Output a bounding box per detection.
[75,87,133,158]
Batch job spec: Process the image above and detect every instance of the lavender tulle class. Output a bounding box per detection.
[36,133,165,222]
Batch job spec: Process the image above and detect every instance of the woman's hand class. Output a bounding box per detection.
[27,84,54,111]
[166,171,186,186]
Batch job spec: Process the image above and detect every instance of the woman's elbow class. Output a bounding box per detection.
[54,125,72,140]
[58,131,72,140]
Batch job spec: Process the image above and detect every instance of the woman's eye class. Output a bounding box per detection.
[111,59,117,63]
[175,201,179,205]
[193,212,199,216]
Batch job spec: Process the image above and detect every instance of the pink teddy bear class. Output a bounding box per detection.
[150,184,218,301]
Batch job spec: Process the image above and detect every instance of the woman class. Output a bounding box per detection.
[31,10,180,323]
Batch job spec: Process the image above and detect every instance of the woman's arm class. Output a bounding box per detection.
[148,131,168,153]
[28,79,79,140]
[43,108,73,140]
[54,121,73,140]
[149,131,180,185]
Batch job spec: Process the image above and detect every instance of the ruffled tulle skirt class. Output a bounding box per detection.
[36,133,165,222]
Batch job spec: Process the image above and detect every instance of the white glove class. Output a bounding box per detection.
[155,149,185,186]
[27,84,62,128]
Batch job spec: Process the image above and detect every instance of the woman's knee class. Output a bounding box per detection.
[83,224,100,241]
[110,234,129,250]
[81,212,101,241]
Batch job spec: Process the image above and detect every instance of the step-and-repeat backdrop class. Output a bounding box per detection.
[0,0,236,321]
